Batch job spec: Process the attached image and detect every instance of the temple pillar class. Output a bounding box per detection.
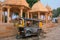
[45,13,48,24]
[7,8,10,23]
[19,7,24,18]
[0,8,3,23]
[20,9,23,18]
[49,12,52,20]
[38,12,40,19]
[0,10,2,22]
[19,8,23,18]
[49,12,52,23]
[27,11,29,19]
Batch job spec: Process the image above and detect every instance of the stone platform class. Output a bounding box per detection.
[0,23,17,38]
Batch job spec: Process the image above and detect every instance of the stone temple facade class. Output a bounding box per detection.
[0,0,52,23]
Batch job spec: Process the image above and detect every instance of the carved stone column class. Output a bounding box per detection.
[38,12,40,19]
[20,9,23,18]
[49,12,52,23]
[0,8,3,23]
[7,8,10,23]
[27,11,29,19]
[45,13,48,24]
[49,12,52,20]
[19,7,24,18]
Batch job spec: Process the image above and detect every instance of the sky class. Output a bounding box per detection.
[0,0,60,9]
[41,0,60,9]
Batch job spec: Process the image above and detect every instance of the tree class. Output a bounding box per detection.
[57,7,60,16]
[26,0,38,8]
[52,9,57,17]
[52,7,60,17]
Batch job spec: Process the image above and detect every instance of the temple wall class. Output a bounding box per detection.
[0,23,17,38]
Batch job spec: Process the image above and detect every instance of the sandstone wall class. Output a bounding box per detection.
[42,22,57,33]
[0,23,17,38]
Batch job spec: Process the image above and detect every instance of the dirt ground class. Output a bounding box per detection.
[0,25,60,40]
[42,25,60,40]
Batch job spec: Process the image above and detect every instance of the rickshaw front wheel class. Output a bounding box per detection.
[16,34,20,39]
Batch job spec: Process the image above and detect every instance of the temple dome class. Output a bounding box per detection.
[3,0,29,8]
[30,1,48,12]
[46,5,52,11]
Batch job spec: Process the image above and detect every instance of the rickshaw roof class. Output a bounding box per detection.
[24,18,41,22]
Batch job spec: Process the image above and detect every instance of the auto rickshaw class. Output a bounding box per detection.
[14,18,43,39]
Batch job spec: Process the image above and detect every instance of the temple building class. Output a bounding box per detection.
[0,0,52,24]
[30,1,52,24]
[46,5,52,22]
[0,0,30,23]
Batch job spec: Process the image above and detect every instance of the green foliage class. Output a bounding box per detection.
[53,7,60,17]
[26,0,38,8]
[57,7,60,15]
[52,9,57,17]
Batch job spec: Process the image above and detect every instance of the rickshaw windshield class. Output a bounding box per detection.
[32,21,39,27]
[25,19,39,27]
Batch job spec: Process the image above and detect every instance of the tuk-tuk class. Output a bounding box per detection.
[14,18,42,38]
